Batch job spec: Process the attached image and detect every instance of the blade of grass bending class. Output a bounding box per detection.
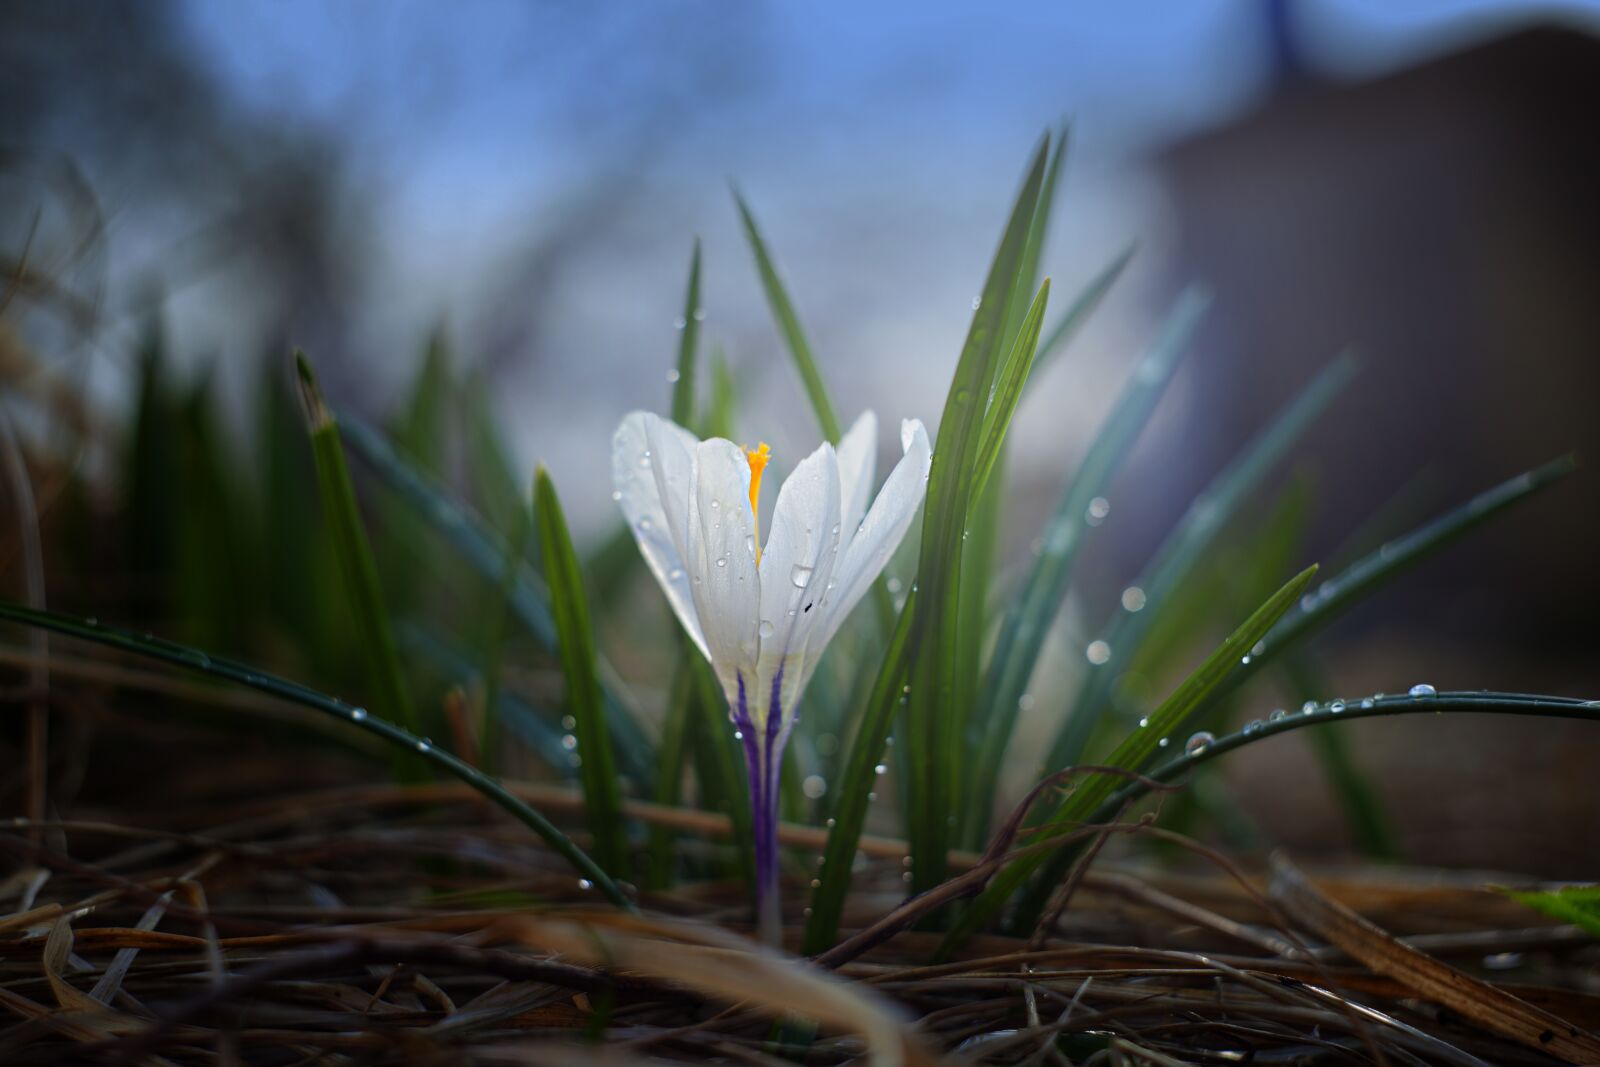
[1278,651,1398,858]
[962,289,1209,851]
[0,600,635,910]
[1030,247,1134,381]
[1092,690,1600,826]
[940,564,1317,956]
[295,353,426,783]
[1045,352,1359,775]
[733,190,841,443]
[1500,885,1600,938]
[672,240,702,425]
[972,279,1050,498]
[1189,454,1578,724]
[803,591,917,956]
[395,624,574,774]
[534,467,630,878]
[993,126,1066,367]
[336,412,654,785]
[906,136,1050,897]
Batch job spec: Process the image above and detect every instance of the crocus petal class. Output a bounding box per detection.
[834,410,878,562]
[687,438,761,702]
[754,440,842,728]
[612,411,706,659]
[819,417,931,647]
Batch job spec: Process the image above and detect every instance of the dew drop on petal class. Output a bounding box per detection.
[668,567,683,581]
[716,557,728,568]
[791,564,814,588]
[758,620,775,638]
[1185,731,1214,756]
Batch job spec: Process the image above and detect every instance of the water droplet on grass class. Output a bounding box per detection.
[1409,683,1437,699]
[1185,732,1214,755]
[1086,641,1111,665]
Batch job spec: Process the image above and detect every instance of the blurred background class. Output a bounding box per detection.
[2,0,1598,874]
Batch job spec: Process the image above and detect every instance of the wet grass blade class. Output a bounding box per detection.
[972,279,1050,498]
[295,353,425,783]
[962,289,1208,850]
[1189,454,1578,722]
[1277,651,1398,858]
[803,591,917,956]
[1029,247,1134,380]
[1045,352,1359,774]
[336,412,655,785]
[733,190,841,443]
[672,240,702,426]
[395,624,574,774]
[905,136,1050,897]
[0,600,635,909]
[534,467,630,878]
[1095,689,1599,826]
[941,564,1318,956]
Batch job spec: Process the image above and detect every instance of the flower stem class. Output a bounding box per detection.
[735,673,785,947]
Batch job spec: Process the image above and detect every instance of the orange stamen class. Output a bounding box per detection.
[746,442,771,564]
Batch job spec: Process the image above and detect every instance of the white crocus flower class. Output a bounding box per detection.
[612,409,931,941]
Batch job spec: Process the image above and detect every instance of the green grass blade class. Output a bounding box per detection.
[1044,352,1359,774]
[703,348,737,440]
[1500,886,1600,937]
[1277,651,1398,858]
[995,126,1066,359]
[1030,247,1134,380]
[905,136,1051,897]
[534,467,630,878]
[1094,690,1599,828]
[672,240,702,426]
[803,591,917,956]
[0,600,635,910]
[476,501,534,777]
[336,413,655,784]
[1190,454,1578,721]
[688,651,756,889]
[962,288,1208,850]
[460,372,529,539]
[941,564,1318,956]
[733,190,841,443]
[395,625,574,774]
[646,659,697,890]
[295,352,425,783]
[972,279,1050,498]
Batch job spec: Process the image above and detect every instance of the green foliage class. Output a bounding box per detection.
[1501,885,1600,936]
[20,131,1585,961]
[296,351,426,782]
[534,467,630,878]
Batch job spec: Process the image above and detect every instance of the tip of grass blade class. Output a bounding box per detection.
[293,349,332,431]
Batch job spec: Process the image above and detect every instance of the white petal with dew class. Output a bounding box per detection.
[834,410,878,562]
[820,417,931,646]
[612,412,706,659]
[753,441,842,730]
[687,438,761,701]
